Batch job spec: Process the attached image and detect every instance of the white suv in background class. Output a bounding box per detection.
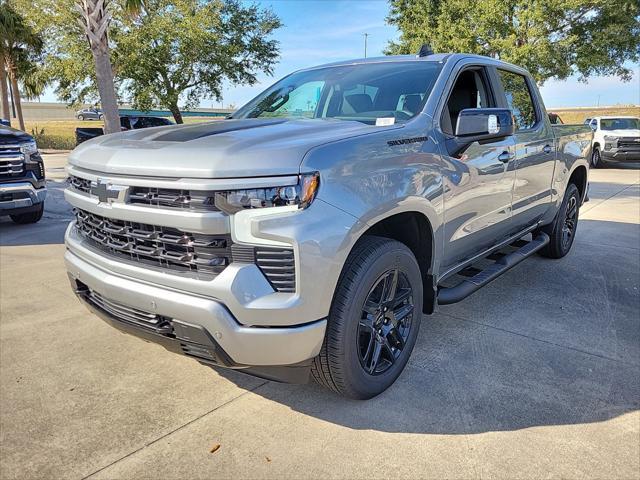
[588,116,640,167]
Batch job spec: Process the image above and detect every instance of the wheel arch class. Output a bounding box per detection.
[568,164,588,204]
[345,207,439,315]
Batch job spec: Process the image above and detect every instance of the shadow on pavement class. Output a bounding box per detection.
[214,217,639,435]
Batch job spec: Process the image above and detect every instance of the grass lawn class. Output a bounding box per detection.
[24,116,217,150]
[18,106,640,150]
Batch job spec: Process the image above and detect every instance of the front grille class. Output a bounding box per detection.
[618,137,640,149]
[129,186,220,212]
[0,145,24,178]
[69,175,91,193]
[67,175,219,211]
[74,208,232,277]
[82,286,173,334]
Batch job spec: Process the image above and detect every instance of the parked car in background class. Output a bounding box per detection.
[588,116,640,167]
[0,124,46,224]
[75,115,174,145]
[548,112,564,124]
[76,108,103,121]
[65,50,592,399]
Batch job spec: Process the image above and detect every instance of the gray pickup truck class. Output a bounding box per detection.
[64,49,591,399]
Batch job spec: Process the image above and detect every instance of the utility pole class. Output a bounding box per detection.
[362,33,369,58]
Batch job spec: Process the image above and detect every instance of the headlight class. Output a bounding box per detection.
[214,172,319,214]
[603,135,617,142]
[20,140,38,155]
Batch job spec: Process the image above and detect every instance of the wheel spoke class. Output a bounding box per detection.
[361,331,375,366]
[387,328,405,353]
[368,340,383,373]
[393,303,414,324]
[359,314,375,331]
[363,299,379,316]
[381,269,398,304]
[391,287,412,308]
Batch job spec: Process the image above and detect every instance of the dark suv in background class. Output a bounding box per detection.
[0,124,46,224]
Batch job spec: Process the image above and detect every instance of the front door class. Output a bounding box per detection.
[437,66,517,273]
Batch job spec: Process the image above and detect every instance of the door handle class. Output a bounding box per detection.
[498,151,515,163]
[543,144,553,154]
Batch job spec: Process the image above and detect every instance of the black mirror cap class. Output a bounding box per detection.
[455,108,514,141]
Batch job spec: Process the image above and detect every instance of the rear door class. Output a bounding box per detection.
[495,68,556,231]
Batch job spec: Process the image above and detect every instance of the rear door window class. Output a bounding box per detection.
[497,70,538,131]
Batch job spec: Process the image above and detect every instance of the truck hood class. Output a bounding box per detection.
[602,129,640,137]
[69,118,385,178]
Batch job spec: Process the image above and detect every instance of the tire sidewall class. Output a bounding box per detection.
[556,183,580,256]
[592,148,601,168]
[337,243,423,398]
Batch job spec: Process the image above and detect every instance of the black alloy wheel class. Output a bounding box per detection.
[358,269,414,375]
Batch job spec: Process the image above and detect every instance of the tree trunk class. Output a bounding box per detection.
[168,103,183,124]
[7,65,24,131]
[78,0,121,134]
[0,62,10,123]
[91,46,120,134]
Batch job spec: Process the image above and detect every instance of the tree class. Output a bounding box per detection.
[386,0,640,84]
[75,0,139,134]
[0,1,44,130]
[117,0,281,123]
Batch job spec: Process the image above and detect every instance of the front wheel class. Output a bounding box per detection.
[311,236,423,399]
[591,147,604,168]
[539,183,580,259]
[77,114,84,121]
[10,203,44,224]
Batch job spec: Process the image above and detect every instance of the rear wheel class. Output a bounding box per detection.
[311,236,423,399]
[10,203,44,224]
[78,114,84,121]
[539,183,580,259]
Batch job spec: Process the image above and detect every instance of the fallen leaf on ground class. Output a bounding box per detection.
[210,444,221,454]
[265,456,271,462]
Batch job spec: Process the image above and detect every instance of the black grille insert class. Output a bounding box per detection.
[0,145,24,178]
[74,208,231,277]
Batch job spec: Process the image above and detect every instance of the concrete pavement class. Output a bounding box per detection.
[1,157,638,479]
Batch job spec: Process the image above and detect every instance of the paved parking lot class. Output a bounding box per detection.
[1,156,638,479]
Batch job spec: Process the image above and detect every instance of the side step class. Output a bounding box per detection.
[437,232,550,305]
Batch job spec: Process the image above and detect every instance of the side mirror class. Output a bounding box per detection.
[446,108,514,157]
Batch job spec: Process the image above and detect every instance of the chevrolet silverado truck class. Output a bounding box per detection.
[588,116,640,167]
[64,50,592,399]
[1,124,46,224]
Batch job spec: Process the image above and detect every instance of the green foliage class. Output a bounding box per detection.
[117,0,281,122]
[14,0,281,122]
[386,0,640,84]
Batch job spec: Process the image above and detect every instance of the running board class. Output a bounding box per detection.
[437,232,550,305]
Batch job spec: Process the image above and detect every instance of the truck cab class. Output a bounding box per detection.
[64,51,591,398]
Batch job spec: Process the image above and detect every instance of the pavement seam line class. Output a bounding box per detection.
[438,312,640,368]
[581,181,639,214]
[81,380,269,479]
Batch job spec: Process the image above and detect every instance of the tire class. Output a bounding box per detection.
[539,183,580,259]
[311,236,423,399]
[98,114,103,120]
[10,203,44,224]
[591,147,604,168]
[78,114,84,121]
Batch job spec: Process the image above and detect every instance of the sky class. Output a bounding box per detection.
[40,0,640,109]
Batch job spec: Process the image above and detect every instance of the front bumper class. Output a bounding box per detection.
[66,248,327,382]
[0,181,46,214]
[601,148,640,162]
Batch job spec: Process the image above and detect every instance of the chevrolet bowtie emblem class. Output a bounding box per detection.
[90,180,129,204]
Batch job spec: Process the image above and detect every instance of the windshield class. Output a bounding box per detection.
[233,61,443,125]
[600,118,640,130]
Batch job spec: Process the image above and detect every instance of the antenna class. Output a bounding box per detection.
[417,43,434,57]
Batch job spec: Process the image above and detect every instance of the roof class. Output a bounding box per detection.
[296,53,531,77]
[593,116,640,119]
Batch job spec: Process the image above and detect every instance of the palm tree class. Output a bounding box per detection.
[0,1,43,130]
[76,0,143,134]
[0,63,9,122]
